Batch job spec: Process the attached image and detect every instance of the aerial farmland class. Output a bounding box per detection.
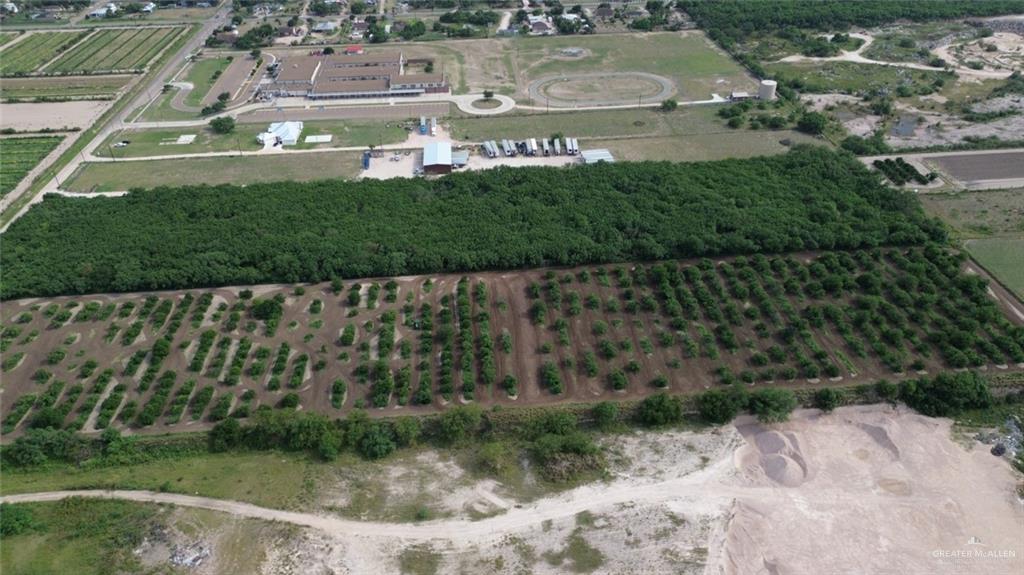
[2,1,1024,574]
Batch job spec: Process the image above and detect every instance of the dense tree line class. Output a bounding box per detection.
[679,0,1024,47]
[0,147,944,299]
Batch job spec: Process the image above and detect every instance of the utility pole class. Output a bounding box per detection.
[108,143,116,162]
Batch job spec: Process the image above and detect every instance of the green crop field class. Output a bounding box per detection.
[66,151,364,192]
[0,74,132,101]
[0,31,19,47]
[45,27,182,74]
[966,238,1024,299]
[0,137,63,197]
[0,31,90,76]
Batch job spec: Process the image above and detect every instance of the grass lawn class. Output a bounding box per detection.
[135,86,199,121]
[0,75,132,101]
[514,31,754,100]
[66,151,364,191]
[448,105,728,141]
[183,57,232,107]
[1,451,325,510]
[966,238,1024,299]
[96,120,407,159]
[586,131,822,163]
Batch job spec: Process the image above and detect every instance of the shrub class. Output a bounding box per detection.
[591,401,619,429]
[898,371,992,417]
[813,388,843,412]
[437,405,482,443]
[636,393,683,426]
[359,422,396,459]
[747,388,798,423]
[697,386,747,424]
[279,392,300,409]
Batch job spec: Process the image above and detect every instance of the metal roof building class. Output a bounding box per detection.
[423,142,452,174]
[580,149,615,164]
[257,121,304,146]
[451,150,469,167]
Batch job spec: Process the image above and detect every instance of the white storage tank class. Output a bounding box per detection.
[758,80,777,101]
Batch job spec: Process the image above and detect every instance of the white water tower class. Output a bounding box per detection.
[758,80,778,101]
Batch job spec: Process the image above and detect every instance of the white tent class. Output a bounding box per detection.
[257,121,304,146]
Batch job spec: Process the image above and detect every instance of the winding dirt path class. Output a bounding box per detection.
[777,30,1017,80]
[0,458,743,545]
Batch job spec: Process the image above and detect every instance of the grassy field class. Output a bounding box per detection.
[919,189,1024,239]
[0,31,19,47]
[378,31,753,100]
[763,61,950,95]
[0,30,90,76]
[183,56,232,107]
[0,498,162,575]
[1,451,323,510]
[66,151,364,191]
[514,32,754,101]
[0,136,63,197]
[0,498,297,575]
[966,238,1024,299]
[449,106,819,161]
[0,74,132,101]
[449,105,728,141]
[587,131,821,162]
[134,84,199,121]
[44,27,181,74]
[95,120,407,159]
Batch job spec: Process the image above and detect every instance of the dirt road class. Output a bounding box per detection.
[778,30,1016,80]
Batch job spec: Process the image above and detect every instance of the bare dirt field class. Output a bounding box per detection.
[5,405,1023,574]
[2,248,1022,439]
[929,151,1024,190]
[0,100,113,131]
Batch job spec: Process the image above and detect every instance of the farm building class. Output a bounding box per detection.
[580,149,615,164]
[423,142,452,174]
[264,51,448,99]
[257,121,303,146]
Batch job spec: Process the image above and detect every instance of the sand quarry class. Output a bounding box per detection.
[23,405,1018,574]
